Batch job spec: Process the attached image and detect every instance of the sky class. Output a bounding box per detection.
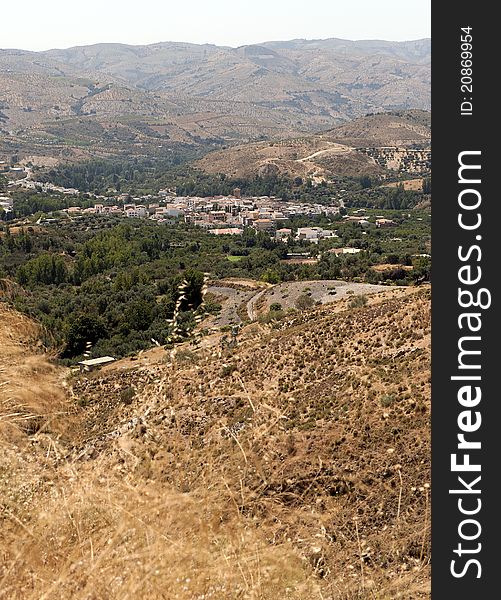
[1,0,430,51]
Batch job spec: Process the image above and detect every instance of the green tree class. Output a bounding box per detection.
[17,253,68,286]
[64,314,107,357]
[121,299,154,332]
[261,269,280,284]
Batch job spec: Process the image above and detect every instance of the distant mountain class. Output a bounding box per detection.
[0,38,430,162]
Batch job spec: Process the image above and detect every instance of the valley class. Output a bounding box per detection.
[0,29,432,600]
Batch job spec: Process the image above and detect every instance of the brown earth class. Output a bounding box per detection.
[255,280,389,315]
[0,286,430,599]
[371,264,414,273]
[384,178,424,192]
[196,111,430,181]
[196,137,384,181]
[1,42,429,158]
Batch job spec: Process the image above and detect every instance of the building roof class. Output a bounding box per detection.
[210,228,243,235]
[78,356,115,367]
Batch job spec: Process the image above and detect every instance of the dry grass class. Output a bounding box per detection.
[0,303,71,442]
[1,470,318,599]
[0,302,317,599]
[383,179,424,192]
[0,288,431,599]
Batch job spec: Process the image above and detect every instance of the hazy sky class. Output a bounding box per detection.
[2,0,430,51]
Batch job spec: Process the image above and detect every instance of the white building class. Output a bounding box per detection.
[296,227,337,243]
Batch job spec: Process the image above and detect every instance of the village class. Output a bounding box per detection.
[1,162,398,244]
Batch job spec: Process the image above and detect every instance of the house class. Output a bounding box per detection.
[253,219,275,231]
[209,210,227,223]
[275,228,292,240]
[296,227,337,243]
[125,204,147,218]
[125,207,141,218]
[376,218,397,228]
[271,211,288,224]
[154,207,183,218]
[328,247,363,256]
[296,227,320,241]
[209,228,243,236]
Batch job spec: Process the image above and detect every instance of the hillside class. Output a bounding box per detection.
[1,38,430,161]
[196,110,431,180]
[42,39,430,112]
[1,286,430,599]
[322,110,431,147]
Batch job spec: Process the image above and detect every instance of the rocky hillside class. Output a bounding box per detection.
[322,109,431,147]
[1,286,430,599]
[0,38,430,160]
[196,110,430,180]
[42,38,430,113]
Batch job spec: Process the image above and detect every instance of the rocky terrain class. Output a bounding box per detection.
[255,280,388,313]
[0,285,430,599]
[196,110,431,180]
[322,110,430,147]
[0,38,430,160]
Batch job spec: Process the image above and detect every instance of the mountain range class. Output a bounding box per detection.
[0,38,430,162]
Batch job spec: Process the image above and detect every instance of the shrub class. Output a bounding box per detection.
[295,294,315,311]
[63,314,108,357]
[259,309,285,324]
[204,299,222,315]
[176,349,198,363]
[380,394,396,408]
[221,363,237,377]
[120,387,135,405]
[348,294,368,309]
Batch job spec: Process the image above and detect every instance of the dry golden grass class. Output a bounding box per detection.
[1,470,319,599]
[0,289,431,599]
[0,303,318,599]
[383,179,424,192]
[370,265,414,273]
[0,303,71,443]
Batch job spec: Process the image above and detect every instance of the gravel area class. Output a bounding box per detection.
[260,280,389,312]
[207,286,256,326]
